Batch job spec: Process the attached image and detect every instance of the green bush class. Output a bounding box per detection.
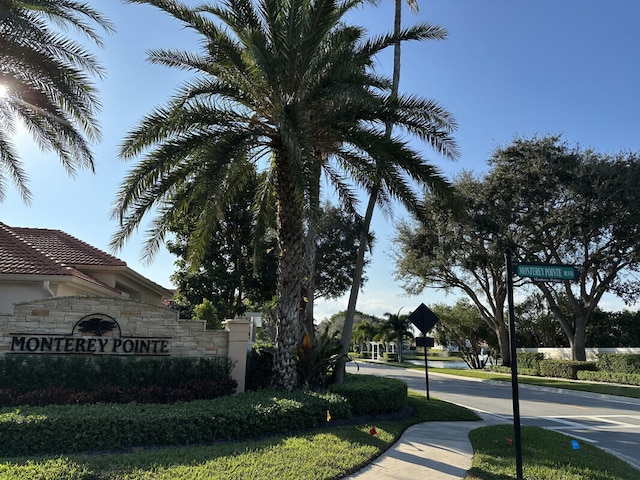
[0,389,351,457]
[328,374,407,415]
[517,352,544,374]
[539,360,597,380]
[577,370,640,386]
[245,344,274,391]
[0,355,236,406]
[489,365,511,374]
[488,366,538,376]
[596,354,640,374]
[0,355,233,392]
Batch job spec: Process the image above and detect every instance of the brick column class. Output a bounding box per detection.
[223,319,252,393]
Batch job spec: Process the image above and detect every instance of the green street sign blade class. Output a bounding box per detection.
[516,263,578,281]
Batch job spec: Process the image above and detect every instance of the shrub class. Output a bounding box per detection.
[328,374,407,415]
[539,360,597,380]
[0,355,236,406]
[488,366,538,376]
[596,354,640,374]
[577,370,640,386]
[246,344,274,391]
[517,352,545,374]
[296,329,346,390]
[0,389,352,457]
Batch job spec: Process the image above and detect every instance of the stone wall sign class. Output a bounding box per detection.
[0,296,252,392]
[10,313,171,356]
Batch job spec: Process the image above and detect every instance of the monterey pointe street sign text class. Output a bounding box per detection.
[516,263,578,282]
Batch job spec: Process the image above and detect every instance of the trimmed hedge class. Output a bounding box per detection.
[0,355,236,406]
[0,389,352,457]
[328,374,407,415]
[517,352,545,375]
[0,355,234,392]
[539,360,597,380]
[577,370,640,386]
[596,354,640,375]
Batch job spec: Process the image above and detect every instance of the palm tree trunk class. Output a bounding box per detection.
[336,0,404,384]
[335,189,377,383]
[273,159,304,391]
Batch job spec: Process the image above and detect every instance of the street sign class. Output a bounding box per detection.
[516,263,578,282]
[415,336,435,348]
[408,303,439,334]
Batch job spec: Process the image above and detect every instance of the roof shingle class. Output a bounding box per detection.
[0,222,125,276]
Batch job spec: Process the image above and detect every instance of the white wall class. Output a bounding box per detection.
[519,347,640,361]
[0,282,49,314]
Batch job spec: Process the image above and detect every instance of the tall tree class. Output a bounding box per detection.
[394,172,518,366]
[432,301,495,369]
[314,202,372,300]
[337,0,458,382]
[112,0,458,390]
[0,0,113,202]
[485,135,640,361]
[166,166,278,322]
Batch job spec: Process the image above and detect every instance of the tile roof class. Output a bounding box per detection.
[0,222,125,276]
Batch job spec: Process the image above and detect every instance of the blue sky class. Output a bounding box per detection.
[3,0,639,320]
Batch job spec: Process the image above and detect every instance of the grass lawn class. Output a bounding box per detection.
[467,424,640,480]
[0,392,478,480]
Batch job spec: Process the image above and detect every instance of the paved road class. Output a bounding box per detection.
[346,362,640,470]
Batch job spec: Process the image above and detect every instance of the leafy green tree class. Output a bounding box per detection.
[586,309,640,348]
[432,301,495,369]
[394,173,517,366]
[0,0,113,202]
[112,0,455,390]
[315,202,372,300]
[515,293,568,347]
[485,135,640,361]
[192,298,222,330]
[169,197,367,325]
[166,166,278,322]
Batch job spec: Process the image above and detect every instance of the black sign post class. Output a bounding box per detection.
[409,303,439,400]
[507,256,579,480]
[505,248,523,480]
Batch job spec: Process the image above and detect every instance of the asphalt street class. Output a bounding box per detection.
[346,361,640,470]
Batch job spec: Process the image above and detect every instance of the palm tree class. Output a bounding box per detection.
[111,0,457,390]
[382,309,414,363]
[352,320,377,355]
[337,0,457,383]
[0,0,113,202]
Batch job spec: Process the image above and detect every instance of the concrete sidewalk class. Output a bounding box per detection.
[344,415,506,480]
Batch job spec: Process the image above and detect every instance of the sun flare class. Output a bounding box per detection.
[0,84,8,98]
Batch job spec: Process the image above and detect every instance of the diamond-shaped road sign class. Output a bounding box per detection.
[408,303,439,335]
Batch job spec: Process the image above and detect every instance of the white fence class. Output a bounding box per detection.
[518,347,640,361]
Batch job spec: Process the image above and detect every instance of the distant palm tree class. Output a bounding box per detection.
[112,0,457,390]
[0,0,113,202]
[382,309,414,362]
[352,320,378,355]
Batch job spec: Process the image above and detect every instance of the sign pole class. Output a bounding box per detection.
[408,303,439,401]
[423,333,430,400]
[505,248,523,480]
